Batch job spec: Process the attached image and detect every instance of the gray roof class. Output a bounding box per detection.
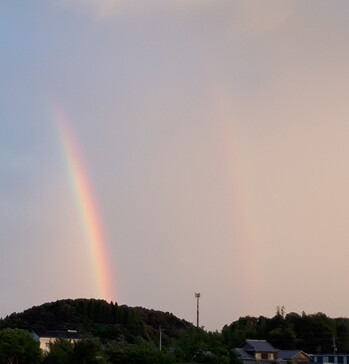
[278,350,303,359]
[259,360,287,364]
[242,340,278,353]
[32,330,82,339]
[235,348,256,359]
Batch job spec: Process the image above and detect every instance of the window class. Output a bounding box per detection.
[262,353,268,360]
[329,357,334,363]
[317,357,323,363]
[338,356,343,363]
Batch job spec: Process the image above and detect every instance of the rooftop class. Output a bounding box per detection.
[242,339,278,353]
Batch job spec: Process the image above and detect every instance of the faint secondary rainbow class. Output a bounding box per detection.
[206,75,263,312]
[54,106,114,302]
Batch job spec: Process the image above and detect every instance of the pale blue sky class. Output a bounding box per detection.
[2,1,349,331]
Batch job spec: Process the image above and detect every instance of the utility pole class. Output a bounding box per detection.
[195,293,200,328]
[332,334,337,354]
[159,325,163,351]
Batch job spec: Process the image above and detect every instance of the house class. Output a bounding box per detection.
[235,340,311,364]
[32,329,81,352]
[279,350,312,362]
[236,339,279,362]
[310,354,349,364]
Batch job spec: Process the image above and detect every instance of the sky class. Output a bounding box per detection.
[1,0,349,332]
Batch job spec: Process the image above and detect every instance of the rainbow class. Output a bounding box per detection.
[54,106,114,302]
[206,77,264,313]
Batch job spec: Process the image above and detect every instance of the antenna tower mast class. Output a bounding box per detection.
[195,293,200,328]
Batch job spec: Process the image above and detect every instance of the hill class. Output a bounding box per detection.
[0,298,191,345]
[3,299,349,357]
[222,310,349,353]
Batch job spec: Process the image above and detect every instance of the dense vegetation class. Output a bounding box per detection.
[0,299,231,363]
[0,328,42,363]
[2,300,349,363]
[222,307,349,354]
[0,299,189,345]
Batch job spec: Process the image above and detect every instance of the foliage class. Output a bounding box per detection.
[174,327,229,363]
[0,298,191,344]
[4,299,349,362]
[71,338,108,364]
[0,328,42,364]
[43,338,108,364]
[222,310,349,354]
[117,339,175,364]
[42,338,74,364]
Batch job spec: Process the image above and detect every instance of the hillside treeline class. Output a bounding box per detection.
[1,299,349,363]
[0,299,231,363]
[222,310,349,353]
[0,298,189,345]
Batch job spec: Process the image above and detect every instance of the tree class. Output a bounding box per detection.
[125,340,175,364]
[105,334,128,363]
[42,338,74,364]
[44,338,108,364]
[71,338,108,364]
[267,326,297,349]
[0,328,42,364]
[229,350,243,364]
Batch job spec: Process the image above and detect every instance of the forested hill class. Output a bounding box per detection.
[0,298,191,344]
[2,299,349,355]
[222,311,349,354]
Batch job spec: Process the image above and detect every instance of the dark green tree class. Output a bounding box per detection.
[0,328,42,364]
[229,350,243,364]
[125,339,175,364]
[267,326,297,349]
[105,337,128,363]
[71,338,108,364]
[43,338,74,364]
[336,319,349,352]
